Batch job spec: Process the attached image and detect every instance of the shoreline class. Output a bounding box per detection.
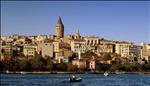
[1,71,150,74]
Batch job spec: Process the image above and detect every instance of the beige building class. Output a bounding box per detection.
[84,36,100,45]
[53,41,72,63]
[84,36,100,52]
[115,42,132,57]
[1,42,13,56]
[23,44,37,57]
[115,42,141,63]
[35,35,47,42]
[41,42,54,58]
[71,39,86,53]
[15,37,32,45]
[1,36,13,42]
[98,42,115,53]
[72,59,87,69]
[89,59,96,70]
[140,43,150,62]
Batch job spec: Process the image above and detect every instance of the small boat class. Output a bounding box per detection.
[104,72,109,76]
[70,75,82,82]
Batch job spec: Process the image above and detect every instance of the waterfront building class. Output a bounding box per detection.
[72,59,87,69]
[88,57,96,70]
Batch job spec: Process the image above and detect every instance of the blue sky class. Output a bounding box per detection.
[1,1,150,44]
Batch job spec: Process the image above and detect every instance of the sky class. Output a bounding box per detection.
[1,1,150,44]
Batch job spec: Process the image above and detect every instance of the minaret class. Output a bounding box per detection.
[77,29,80,37]
[75,29,80,39]
[55,16,64,38]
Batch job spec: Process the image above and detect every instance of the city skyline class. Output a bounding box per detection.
[1,1,150,44]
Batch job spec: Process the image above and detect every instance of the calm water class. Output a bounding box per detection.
[1,74,150,86]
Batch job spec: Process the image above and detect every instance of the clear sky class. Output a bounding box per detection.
[1,1,150,44]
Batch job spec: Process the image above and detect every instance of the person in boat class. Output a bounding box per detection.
[72,75,75,78]
[104,71,109,76]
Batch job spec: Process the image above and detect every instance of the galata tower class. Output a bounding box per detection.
[55,16,64,38]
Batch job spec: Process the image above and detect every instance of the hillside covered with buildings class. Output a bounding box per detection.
[1,17,150,73]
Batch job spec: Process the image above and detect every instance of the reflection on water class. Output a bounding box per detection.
[1,74,150,86]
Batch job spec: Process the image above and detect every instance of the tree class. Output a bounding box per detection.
[82,51,97,58]
[46,58,54,71]
[17,59,28,71]
[30,55,45,71]
[56,62,67,71]
[69,53,77,62]
[102,53,112,61]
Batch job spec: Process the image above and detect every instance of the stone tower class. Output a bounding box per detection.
[55,16,64,38]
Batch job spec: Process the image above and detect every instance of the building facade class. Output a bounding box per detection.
[71,39,86,53]
[23,44,37,57]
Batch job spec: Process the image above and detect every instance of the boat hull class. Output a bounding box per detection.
[70,78,82,82]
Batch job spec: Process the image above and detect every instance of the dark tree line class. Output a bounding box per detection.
[0,55,77,72]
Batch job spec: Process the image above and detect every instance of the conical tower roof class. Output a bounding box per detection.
[57,16,63,25]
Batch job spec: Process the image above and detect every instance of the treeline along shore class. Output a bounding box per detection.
[1,54,150,74]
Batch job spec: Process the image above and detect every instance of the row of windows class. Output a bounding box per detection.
[74,49,85,52]
[86,40,100,44]
[74,46,85,48]
[26,51,34,54]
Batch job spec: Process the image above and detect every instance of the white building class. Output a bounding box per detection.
[71,39,86,53]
